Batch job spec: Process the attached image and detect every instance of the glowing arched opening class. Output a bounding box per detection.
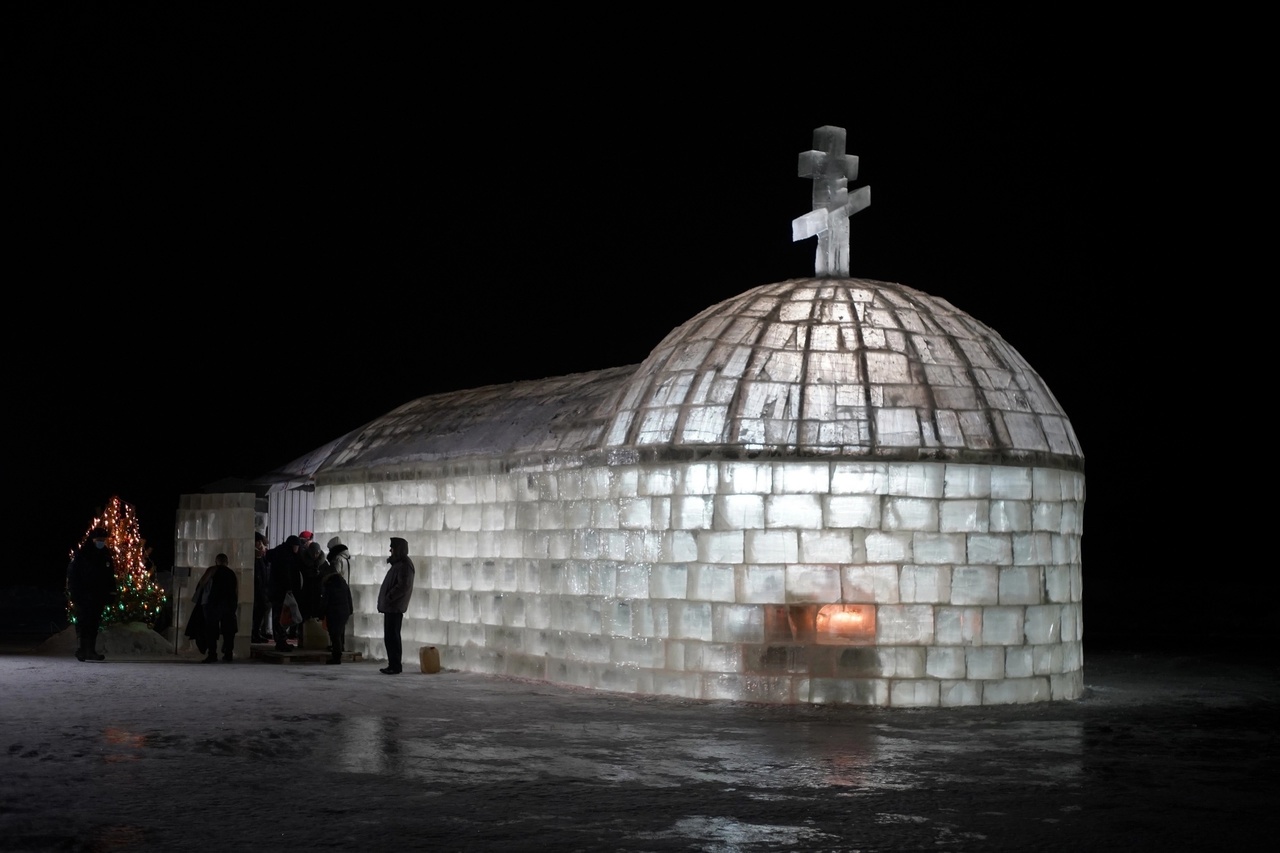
[816,604,876,644]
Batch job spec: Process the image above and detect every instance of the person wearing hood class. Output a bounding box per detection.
[66,527,117,662]
[266,535,303,652]
[326,536,351,582]
[376,537,415,674]
[319,561,354,664]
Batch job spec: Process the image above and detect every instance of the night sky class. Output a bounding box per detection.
[12,9,1256,646]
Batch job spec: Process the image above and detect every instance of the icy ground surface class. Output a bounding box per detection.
[1,625,1277,852]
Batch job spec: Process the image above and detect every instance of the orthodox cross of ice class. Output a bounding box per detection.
[792,125,870,278]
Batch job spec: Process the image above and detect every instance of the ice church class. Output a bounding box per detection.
[177,127,1085,706]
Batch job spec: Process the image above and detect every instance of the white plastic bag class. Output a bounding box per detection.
[281,591,303,626]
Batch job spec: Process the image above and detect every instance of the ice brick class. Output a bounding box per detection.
[989,466,1033,499]
[1012,532,1052,565]
[982,677,1051,705]
[831,462,889,495]
[982,607,1025,646]
[939,679,983,707]
[785,564,842,602]
[999,566,1043,605]
[900,565,952,603]
[798,530,854,563]
[875,604,934,644]
[889,680,940,708]
[1004,646,1034,678]
[824,495,881,528]
[940,499,989,533]
[662,530,698,562]
[772,462,831,493]
[688,563,736,602]
[965,646,1004,679]
[865,531,911,562]
[943,464,991,498]
[720,461,773,494]
[842,565,899,603]
[671,496,714,530]
[745,530,799,564]
[697,531,745,563]
[952,563,998,604]
[926,646,966,679]
[911,532,966,564]
[671,601,714,641]
[765,494,823,528]
[712,603,765,642]
[714,494,764,530]
[738,565,786,603]
[967,533,1013,565]
[886,463,945,497]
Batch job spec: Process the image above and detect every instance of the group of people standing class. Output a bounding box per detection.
[69,526,414,672]
[254,531,354,664]
[247,531,414,672]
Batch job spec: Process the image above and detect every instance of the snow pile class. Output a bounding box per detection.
[37,622,181,657]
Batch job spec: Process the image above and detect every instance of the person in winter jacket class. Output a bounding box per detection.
[326,536,351,581]
[376,536,414,674]
[197,553,239,662]
[251,532,271,642]
[319,563,354,664]
[66,527,116,662]
[266,535,303,652]
[297,540,328,620]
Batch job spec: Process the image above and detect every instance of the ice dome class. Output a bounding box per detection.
[601,277,1083,470]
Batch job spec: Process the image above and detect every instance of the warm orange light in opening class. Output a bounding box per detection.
[816,604,876,644]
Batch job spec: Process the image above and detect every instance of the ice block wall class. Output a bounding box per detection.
[310,457,1083,707]
[173,491,259,660]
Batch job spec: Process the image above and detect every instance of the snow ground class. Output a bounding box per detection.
[2,625,1277,852]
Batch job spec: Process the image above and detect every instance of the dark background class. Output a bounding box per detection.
[9,7,1264,648]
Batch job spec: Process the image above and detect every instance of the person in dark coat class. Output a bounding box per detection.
[196,554,239,662]
[66,527,116,662]
[266,535,303,652]
[377,536,415,675]
[251,533,271,643]
[319,562,354,665]
[297,540,327,621]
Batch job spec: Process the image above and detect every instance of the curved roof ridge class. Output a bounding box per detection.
[317,365,638,474]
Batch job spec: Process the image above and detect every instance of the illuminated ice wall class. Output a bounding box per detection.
[306,277,1085,707]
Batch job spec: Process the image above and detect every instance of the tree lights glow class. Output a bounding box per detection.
[67,496,167,628]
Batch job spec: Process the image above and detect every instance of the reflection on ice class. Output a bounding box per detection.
[636,816,842,851]
[333,714,1083,793]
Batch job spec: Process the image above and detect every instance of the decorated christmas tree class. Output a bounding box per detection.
[68,496,167,628]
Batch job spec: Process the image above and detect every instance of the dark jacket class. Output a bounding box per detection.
[202,563,238,614]
[196,562,239,644]
[67,541,116,610]
[320,570,354,623]
[377,543,414,614]
[297,542,328,619]
[253,553,269,601]
[266,536,302,600]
